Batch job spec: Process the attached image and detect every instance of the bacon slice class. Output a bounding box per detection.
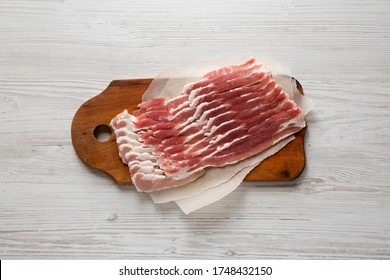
[110,58,306,192]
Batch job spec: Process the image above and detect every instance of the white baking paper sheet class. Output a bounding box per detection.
[140,56,313,213]
[174,136,294,214]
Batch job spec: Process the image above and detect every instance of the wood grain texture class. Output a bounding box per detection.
[71,78,306,184]
[0,0,389,259]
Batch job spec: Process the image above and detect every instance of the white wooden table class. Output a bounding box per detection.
[1,0,389,259]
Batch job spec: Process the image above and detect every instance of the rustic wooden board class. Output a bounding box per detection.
[71,78,306,185]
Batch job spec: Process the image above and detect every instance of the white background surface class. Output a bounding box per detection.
[0,0,389,259]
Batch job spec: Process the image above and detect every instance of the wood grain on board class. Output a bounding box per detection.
[71,78,306,185]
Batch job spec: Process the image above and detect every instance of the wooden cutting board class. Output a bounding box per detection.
[71,78,306,185]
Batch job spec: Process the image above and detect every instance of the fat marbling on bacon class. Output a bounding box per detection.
[110,58,306,192]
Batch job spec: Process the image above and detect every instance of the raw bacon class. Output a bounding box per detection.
[110,59,306,192]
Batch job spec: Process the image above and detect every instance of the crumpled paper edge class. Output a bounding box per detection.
[175,136,294,214]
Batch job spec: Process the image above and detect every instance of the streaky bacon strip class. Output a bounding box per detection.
[203,58,256,80]
[110,58,306,192]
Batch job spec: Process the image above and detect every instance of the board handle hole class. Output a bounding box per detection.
[94,124,112,142]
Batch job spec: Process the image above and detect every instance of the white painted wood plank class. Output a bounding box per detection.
[0,0,389,259]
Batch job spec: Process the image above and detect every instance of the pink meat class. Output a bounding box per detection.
[110,58,306,192]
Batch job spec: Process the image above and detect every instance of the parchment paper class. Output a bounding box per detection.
[174,136,294,214]
[140,57,313,213]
